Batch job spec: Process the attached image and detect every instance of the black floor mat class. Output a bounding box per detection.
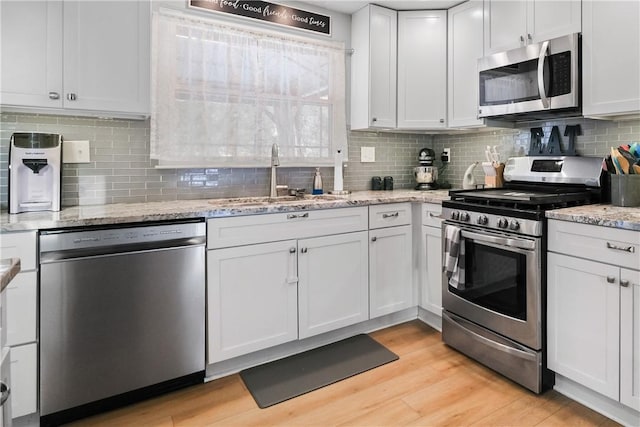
[239,334,399,408]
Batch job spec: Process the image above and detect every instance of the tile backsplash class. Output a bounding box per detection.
[1,112,638,208]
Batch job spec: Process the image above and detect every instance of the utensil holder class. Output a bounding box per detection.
[484,163,505,188]
[611,174,640,207]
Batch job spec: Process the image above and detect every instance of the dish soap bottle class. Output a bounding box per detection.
[313,168,323,195]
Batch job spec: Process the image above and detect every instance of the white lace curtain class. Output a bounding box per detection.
[151,9,348,168]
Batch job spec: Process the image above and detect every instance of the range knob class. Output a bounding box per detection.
[477,215,489,225]
[509,220,520,231]
[497,218,509,229]
[450,211,460,220]
[460,212,470,222]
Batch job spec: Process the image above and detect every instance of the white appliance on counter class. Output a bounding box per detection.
[9,133,62,214]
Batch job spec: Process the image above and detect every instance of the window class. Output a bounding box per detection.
[151,9,347,167]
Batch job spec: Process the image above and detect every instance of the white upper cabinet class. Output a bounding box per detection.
[582,0,640,119]
[0,1,63,108]
[351,5,397,130]
[397,10,447,129]
[0,0,150,117]
[483,0,581,55]
[447,0,484,128]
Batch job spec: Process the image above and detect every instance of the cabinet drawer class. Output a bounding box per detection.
[11,343,38,418]
[421,203,443,227]
[207,207,368,249]
[548,220,640,269]
[6,272,37,347]
[369,203,412,229]
[0,231,37,271]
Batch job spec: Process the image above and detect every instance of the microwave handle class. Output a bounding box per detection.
[538,40,550,109]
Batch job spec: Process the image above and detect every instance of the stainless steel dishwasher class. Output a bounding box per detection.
[39,220,206,426]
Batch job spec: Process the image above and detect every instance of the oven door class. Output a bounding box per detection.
[442,223,542,350]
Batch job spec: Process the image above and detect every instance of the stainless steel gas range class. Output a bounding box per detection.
[441,156,606,394]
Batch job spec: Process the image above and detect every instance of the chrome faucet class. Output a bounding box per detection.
[270,143,280,198]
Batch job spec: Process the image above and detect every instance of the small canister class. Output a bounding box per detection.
[371,176,383,190]
[383,176,394,190]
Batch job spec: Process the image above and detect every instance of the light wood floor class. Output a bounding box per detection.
[71,321,619,426]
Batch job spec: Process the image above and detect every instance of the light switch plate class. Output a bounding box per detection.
[361,146,375,163]
[63,140,91,163]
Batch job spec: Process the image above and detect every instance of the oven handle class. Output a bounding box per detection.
[460,230,536,251]
[537,40,550,109]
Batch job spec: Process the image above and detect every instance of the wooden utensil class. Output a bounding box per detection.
[611,147,624,174]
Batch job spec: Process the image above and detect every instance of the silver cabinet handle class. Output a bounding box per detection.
[607,276,616,284]
[48,91,60,100]
[620,280,630,287]
[439,118,444,123]
[372,117,377,122]
[520,35,525,43]
[527,33,533,42]
[382,212,399,219]
[606,242,635,253]
[0,382,9,406]
[428,212,442,219]
[67,93,77,101]
[371,236,377,242]
[301,247,308,254]
[289,247,296,254]
[287,212,309,220]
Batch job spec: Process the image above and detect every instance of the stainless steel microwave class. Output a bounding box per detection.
[478,33,580,120]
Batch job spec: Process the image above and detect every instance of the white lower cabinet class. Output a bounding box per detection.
[206,207,369,363]
[298,232,369,339]
[10,343,37,418]
[0,231,38,418]
[547,220,640,414]
[419,203,443,317]
[369,225,413,319]
[621,271,640,411]
[207,240,299,364]
[547,253,620,400]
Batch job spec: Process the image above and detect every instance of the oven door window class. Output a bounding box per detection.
[449,239,527,320]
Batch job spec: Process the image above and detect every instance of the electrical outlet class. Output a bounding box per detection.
[63,140,91,163]
[360,146,375,162]
[443,148,451,162]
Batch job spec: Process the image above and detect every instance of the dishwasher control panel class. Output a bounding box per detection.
[40,221,206,253]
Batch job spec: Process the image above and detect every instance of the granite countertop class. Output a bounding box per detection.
[546,204,640,232]
[3,190,638,233]
[0,190,450,232]
[0,258,20,292]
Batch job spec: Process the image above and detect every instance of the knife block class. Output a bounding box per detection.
[484,163,505,188]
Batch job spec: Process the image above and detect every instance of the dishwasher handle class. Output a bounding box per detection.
[40,235,205,262]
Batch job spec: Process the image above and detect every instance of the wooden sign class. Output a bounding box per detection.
[188,0,331,35]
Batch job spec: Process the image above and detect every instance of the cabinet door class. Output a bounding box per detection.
[447,0,484,128]
[369,225,413,319]
[207,240,298,363]
[547,253,620,401]
[0,1,63,108]
[369,5,397,129]
[527,0,581,43]
[397,10,446,129]
[483,0,527,54]
[298,231,369,339]
[63,0,150,115]
[583,1,640,118]
[5,272,36,347]
[620,268,640,411]
[11,343,37,418]
[420,225,443,316]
